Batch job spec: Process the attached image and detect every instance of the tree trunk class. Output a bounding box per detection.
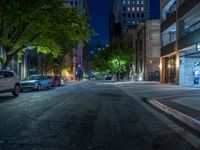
[116,72,120,81]
[57,55,65,78]
[57,59,62,78]
[2,56,12,70]
[57,61,62,78]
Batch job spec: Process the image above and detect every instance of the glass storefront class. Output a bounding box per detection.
[193,62,200,85]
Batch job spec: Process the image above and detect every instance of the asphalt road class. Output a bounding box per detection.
[0,81,197,150]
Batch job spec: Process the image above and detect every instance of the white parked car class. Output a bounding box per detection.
[0,70,21,96]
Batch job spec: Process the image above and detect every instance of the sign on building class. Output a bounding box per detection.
[196,43,200,51]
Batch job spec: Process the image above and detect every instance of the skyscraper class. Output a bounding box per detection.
[113,0,150,29]
[110,0,150,41]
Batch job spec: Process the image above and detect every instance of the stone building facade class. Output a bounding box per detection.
[136,20,160,81]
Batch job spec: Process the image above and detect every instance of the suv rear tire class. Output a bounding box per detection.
[12,84,20,96]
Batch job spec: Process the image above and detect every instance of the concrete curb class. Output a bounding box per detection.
[148,99,200,132]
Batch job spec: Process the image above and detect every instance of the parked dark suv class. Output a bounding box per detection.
[0,70,21,96]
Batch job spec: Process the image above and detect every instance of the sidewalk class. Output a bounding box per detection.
[116,81,200,132]
[148,96,200,132]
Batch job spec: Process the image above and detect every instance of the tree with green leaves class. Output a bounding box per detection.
[0,0,93,69]
[93,37,134,81]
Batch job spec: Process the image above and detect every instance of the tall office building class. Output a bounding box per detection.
[109,0,151,81]
[110,0,150,41]
[113,0,150,29]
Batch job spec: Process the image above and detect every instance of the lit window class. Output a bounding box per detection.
[132,7,135,11]
[137,1,139,5]
[141,7,144,11]
[128,7,131,11]
[133,20,135,24]
[123,0,126,4]
[137,7,139,11]
[141,0,144,5]
[128,1,130,4]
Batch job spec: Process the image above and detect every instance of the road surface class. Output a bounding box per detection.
[0,81,197,150]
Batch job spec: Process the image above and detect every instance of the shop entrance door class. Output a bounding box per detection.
[165,56,176,84]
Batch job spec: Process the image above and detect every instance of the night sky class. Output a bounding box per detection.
[88,0,160,45]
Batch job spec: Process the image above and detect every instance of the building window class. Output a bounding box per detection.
[137,7,139,11]
[141,13,144,18]
[123,6,126,11]
[141,7,144,11]
[123,20,126,24]
[128,13,131,18]
[137,13,140,18]
[123,13,126,18]
[132,13,135,17]
[123,0,126,4]
[127,7,131,11]
[137,0,139,5]
[128,0,130,4]
[132,7,135,11]
[162,23,177,46]
[141,0,144,5]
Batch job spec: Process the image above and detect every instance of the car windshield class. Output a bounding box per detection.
[25,75,41,80]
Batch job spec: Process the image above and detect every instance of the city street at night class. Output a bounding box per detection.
[0,81,198,150]
[1,0,200,149]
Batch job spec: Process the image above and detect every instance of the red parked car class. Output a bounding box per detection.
[47,76,61,87]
